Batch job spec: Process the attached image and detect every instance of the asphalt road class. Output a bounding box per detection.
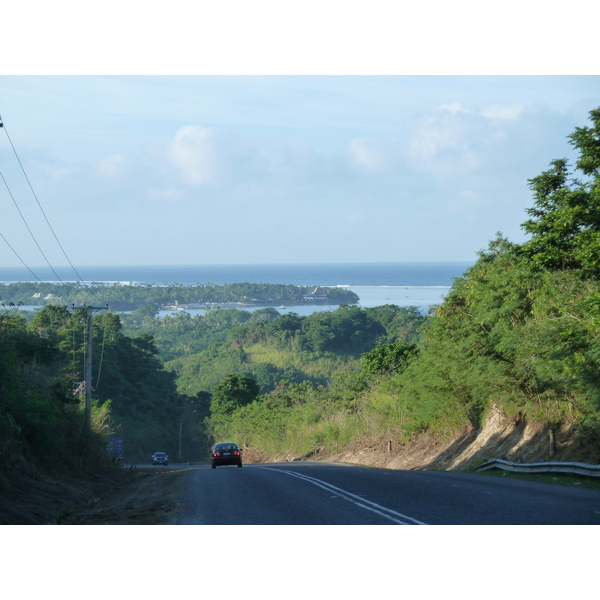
[168,461,600,525]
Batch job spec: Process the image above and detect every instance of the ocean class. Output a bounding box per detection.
[1,262,473,316]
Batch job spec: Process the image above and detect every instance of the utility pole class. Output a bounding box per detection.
[76,304,108,430]
[178,419,183,462]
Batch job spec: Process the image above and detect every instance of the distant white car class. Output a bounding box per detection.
[152,452,168,466]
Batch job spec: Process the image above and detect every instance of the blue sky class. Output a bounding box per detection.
[1,7,599,269]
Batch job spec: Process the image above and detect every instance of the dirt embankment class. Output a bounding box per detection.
[255,405,587,470]
[1,407,593,525]
[327,409,581,471]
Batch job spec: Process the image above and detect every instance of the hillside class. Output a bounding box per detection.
[196,107,600,467]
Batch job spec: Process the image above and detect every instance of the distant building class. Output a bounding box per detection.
[303,286,328,302]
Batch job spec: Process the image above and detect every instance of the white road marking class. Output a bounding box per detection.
[257,467,427,525]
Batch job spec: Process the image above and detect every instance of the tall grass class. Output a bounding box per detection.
[244,344,360,379]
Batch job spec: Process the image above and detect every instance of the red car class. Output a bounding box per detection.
[211,442,242,468]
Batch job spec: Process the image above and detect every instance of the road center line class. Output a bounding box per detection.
[257,467,427,525]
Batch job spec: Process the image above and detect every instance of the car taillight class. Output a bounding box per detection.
[213,453,218,457]
[236,451,240,455]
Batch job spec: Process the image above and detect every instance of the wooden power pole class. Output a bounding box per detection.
[79,304,108,430]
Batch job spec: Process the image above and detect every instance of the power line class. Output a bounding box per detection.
[0,168,76,300]
[0,115,106,306]
[1,116,113,432]
[0,229,70,300]
[0,116,91,288]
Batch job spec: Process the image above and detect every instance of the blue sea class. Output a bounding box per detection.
[2,262,473,316]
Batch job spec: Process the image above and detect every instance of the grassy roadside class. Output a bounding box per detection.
[59,467,193,525]
[0,463,195,525]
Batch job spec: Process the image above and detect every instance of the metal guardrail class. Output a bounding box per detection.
[475,458,600,478]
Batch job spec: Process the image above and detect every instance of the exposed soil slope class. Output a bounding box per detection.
[311,412,581,471]
[250,405,587,471]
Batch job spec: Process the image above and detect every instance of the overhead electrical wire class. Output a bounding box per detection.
[0,229,64,300]
[0,114,106,306]
[0,114,114,392]
[0,168,76,300]
[1,116,91,289]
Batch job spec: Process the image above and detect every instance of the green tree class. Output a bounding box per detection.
[520,107,600,274]
[365,304,427,344]
[28,305,72,343]
[131,304,160,323]
[300,306,386,354]
[362,342,419,376]
[250,307,281,323]
[210,374,260,417]
[189,390,212,421]
[0,309,113,472]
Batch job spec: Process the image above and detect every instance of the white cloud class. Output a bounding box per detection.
[440,102,473,115]
[408,106,478,173]
[167,126,225,186]
[166,125,266,188]
[96,153,129,178]
[481,104,525,121]
[407,102,536,175]
[348,138,387,171]
[167,125,254,186]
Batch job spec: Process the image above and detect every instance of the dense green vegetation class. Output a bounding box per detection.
[0,309,112,474]
[0,304,205,474]
[3,107,600,477]
[0,292,425,470]
[201,107,600,462]
[121,304,426,395]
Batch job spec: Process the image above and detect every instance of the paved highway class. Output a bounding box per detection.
[169,461,600,525]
